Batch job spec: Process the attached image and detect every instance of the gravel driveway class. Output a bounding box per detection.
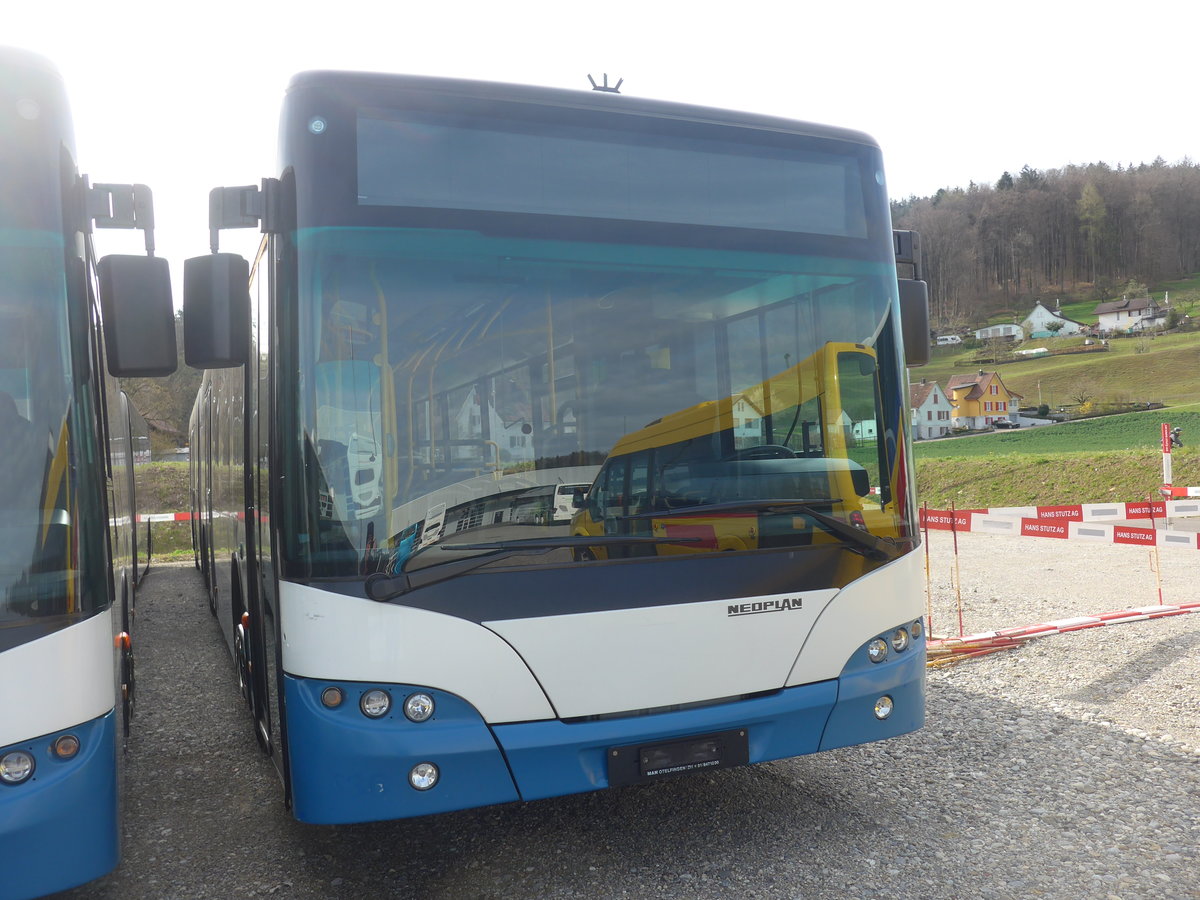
[59,530,1199,900]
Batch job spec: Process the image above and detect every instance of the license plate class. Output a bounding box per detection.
[607,728,749,788]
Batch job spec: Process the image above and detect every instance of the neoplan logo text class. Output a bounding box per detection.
[727,597,803,617]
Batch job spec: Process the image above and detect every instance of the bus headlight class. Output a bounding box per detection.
[0,750,35,785]
[866,639,888,663]
[404,693,435,722]
[359,689,392,718]
[409,762,439,790]
[874,696,894,720]
[910,620,923,640]
[890,628,911,653]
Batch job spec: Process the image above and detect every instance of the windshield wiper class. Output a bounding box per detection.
[625,499,902,562]
[364,535,699,602]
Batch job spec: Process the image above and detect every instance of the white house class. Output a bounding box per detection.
[973,323,1023,341]
[1093,296,1166,333]
[1021,301,1088,338]
[909,379,952,440]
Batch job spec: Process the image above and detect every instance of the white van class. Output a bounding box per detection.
[935,335,962,346]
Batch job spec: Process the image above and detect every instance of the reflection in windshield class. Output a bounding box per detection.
[0,238,103,647]
[290,228,901,576]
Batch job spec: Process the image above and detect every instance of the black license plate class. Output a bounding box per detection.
[607,728,749,788]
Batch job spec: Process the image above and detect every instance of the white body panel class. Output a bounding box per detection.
[484,590,836,719]
[0,609,116,746]
[786,550,924,685]
[279,581,556,723]
[280,550,922,725]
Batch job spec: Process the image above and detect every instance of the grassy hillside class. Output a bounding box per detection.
[914,404,1200,457]
[916,450,1199,509]
[921,330,1200,408]
[913,405,1200,508]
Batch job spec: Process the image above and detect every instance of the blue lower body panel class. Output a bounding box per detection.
[819,632,926,751]
[0,711,119,900]
[284,677,520,824]
[283,630,925,824]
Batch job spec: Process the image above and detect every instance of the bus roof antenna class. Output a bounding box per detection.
[588,73,623,94]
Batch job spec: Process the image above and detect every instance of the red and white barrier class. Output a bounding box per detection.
[927,601,1200,665]
[1161,485,1200,498]
[920,501,1200,550]
[138,512,194,523]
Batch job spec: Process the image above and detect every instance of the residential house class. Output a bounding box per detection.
[973,323,1023,341]
[1094,296,1166,333]
[945,369,1023,430]
[1022,301,1089,338]
[910,379,952,440]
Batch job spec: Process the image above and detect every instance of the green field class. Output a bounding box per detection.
[914,404,1200,457]
[922,329,1200,408]
[913,405,1200,508]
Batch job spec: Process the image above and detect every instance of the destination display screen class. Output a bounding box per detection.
[357,111,870,238]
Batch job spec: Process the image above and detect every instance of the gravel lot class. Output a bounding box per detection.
[59,529,1200,900]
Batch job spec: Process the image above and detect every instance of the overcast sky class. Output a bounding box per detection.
[8,0,1197,297]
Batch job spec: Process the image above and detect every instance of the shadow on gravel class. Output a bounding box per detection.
[1065,630,1200,704]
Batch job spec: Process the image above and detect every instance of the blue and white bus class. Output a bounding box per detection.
[0,46,176,899]
[185,70,930,826]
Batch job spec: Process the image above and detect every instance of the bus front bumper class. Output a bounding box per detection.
[0,711,119,900]
[283,642,924,824]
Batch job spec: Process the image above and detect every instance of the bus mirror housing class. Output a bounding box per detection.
[97,255,178,377]
[899,279,930,368]
[184,253,250,369]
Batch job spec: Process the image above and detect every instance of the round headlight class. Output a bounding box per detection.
[874,696,894,720]
[359,689,392,718]
[910,620,923,640]
[409,762,439,791]
[404,693,435,722]
[866,638,888,663]
[0,750,35,785]
[52,735,80,760]
[890,628,911,653]
[321,687,345,709]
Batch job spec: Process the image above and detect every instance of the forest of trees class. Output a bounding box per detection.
[891,158,1200,328]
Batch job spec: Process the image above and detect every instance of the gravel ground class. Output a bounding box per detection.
[57,529,1200,900]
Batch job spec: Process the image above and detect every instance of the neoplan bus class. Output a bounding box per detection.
[0,47,176,900]
[183,69,930,826]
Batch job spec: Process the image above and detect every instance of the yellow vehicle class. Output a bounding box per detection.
[571,342,896,560]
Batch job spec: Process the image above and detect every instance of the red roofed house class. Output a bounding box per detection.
[910,379,952,440]
[945,369,1023,430]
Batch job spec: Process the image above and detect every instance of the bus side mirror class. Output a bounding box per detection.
[899,279,930,368]
[97,255,177,377]
[183,253,250,369]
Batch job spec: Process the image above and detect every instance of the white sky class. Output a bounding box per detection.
[8,1,1197,302]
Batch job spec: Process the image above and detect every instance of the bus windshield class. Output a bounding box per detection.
[287,226,906,576]
[0,231,106,650]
